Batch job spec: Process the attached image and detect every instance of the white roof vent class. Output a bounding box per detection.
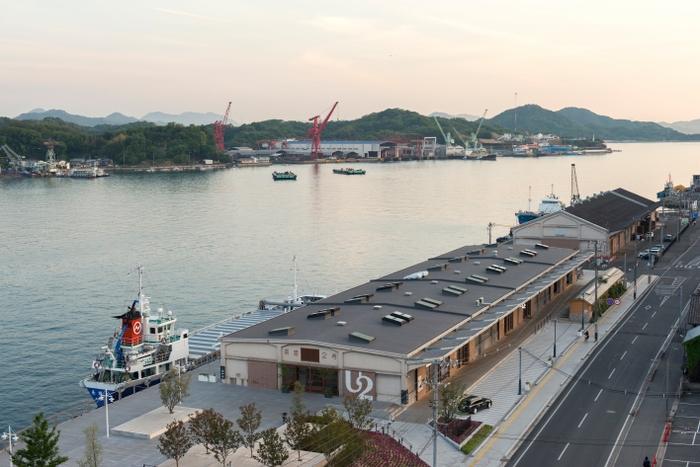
[431,280,438,284]
[337,321,347,326]
[454,270,461,274]
[373,305,382,310]
[405,291,413,296]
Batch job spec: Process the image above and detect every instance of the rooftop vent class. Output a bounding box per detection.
[428,262,450,271]
[520,249,537,257]
[442,285,468,296]
[382,315,407,326]
[344,293,374,304]
[468,248,486,255]
[474,261,481,265]
[405,291,413,296]
[391,311,414,323]
[431,280,439,284]
[269,326,295,336]
[466,274,489,284]
[337,321,347,326]
[504,257,524,265]
[535,243,549,249]
[449,255,469,263]
[376,281,404,292]
[349,331,375,343]
[415,297,444,310]
[307,307,340,320]
[486,264,507,274]
[373,305,382,310]
[492,250,499,257]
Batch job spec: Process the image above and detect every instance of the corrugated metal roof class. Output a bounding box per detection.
[565,188,658,233]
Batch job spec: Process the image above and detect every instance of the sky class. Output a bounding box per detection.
[2,0,700,124]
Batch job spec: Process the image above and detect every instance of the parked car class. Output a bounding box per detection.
[664,234,673,242]
[638,249,651,259]
[458,395,492,414]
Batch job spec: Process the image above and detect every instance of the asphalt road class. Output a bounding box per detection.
[506,225,699,467]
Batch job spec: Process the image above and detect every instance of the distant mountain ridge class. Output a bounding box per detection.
[429,111,480,121]
[489,105,694,141]
[13,109,238,127]
[658,119,700,135]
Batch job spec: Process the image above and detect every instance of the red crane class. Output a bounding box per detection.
[214,101,232,152]
[307,101,338,159]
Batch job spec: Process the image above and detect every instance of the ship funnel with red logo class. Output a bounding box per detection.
[115,300,143,346]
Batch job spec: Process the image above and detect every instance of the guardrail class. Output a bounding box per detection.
[0,400,96,453]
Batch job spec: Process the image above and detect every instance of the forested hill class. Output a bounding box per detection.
[223,108,508,148]
[489,105,697,141]
[0,109,509,165]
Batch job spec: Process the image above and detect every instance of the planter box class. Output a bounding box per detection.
[198,374,209,382]
[208,375,217,383]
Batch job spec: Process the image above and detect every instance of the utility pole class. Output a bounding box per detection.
[553,319,557,358]
[594,241,599,342]
[422,359,457,467]
[518,347,522,395]
[633,226,638,300]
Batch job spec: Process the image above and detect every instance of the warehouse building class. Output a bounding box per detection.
[220,242,591,406]
[512,188,658,256]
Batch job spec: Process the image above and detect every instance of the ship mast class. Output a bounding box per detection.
[293,256,298,302]
[138,265,144,315]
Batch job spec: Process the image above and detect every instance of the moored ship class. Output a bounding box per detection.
[272,171,297,180]
[79,266,188,406]
[515,186,564,224]
[332,168,366,175]
[70,166,109,178]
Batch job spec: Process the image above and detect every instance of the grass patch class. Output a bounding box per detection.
[461,424,493,455]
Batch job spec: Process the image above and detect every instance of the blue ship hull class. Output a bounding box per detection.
[516,212,541,224]
[84,376,162,407]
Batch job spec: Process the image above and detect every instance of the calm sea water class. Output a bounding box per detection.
[1,142,698,429]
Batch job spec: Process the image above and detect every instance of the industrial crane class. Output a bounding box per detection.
[307,101,338,159]
[43,139,58,172]
[1,144,25,172]
[214,102,232,152]
[571,163,581,205]
[470,109,488,152]
[433,116,453,145]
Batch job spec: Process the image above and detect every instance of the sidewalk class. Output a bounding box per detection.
[389,273,658,467]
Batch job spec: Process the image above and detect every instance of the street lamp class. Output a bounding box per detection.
[593,241,599,342]
[2,426,19,467]
[518,347,522,395]
[553,318,557,359]
[97,390,115,438]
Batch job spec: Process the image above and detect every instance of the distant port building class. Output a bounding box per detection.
[220,243,591,406]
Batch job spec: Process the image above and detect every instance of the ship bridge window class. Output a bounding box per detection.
[150,327,156,334]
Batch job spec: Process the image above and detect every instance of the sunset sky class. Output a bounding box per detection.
[2,0,699,124]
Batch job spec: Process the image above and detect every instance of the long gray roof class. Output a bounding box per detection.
[224,243,591,358]
[565,188,658,233]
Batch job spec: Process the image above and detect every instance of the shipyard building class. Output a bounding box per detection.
[220,243,591,406]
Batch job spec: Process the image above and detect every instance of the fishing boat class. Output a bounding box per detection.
[272,171,297,180]
[515,186,564,224]
[332,168,366,175]
[79,266,189,406]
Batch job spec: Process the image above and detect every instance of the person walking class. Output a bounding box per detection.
[643,456,651,467]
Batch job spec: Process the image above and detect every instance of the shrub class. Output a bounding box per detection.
[461,424,493,455]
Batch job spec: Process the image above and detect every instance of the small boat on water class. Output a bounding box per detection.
[273,171,297,180]
[515,186,564,224]
[333,168,366,175]
[79,265,189,406]
[70,166,110,178]
[463,148,496,161]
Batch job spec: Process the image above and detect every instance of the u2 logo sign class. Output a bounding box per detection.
[345,370,375,400]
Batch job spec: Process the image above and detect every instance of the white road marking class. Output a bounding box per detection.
[660,296,669,306]
[632,336,639,344]
[595,389,603,401]
[642,323,648,330]
[609,369,616,379]
[578,413,588,428]
[621,351,627,360]
[651,311,657,318]
[557,442,570,460]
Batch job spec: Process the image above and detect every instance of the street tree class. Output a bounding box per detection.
[290,381,306,417]
[76,423,103,467]
[284,412,312,461]
[188,407,217,454]
[237,402,262,457]
[254,428,289,467]
[209,415,243,467]
[159,367,192,414]
[10,412,68,467]
[157,420,193,467]
[343,394,375,430]
[439,380,467,425]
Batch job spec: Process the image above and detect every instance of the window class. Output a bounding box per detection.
[300,348,319,362]
[504,313,514,334]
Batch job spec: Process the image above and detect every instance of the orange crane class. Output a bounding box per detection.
[307,102,338,159]
[214,102,231,152]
